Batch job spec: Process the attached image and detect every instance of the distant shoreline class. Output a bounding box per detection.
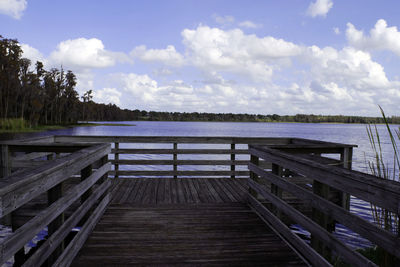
[0,122,134,134]
[1,119,398,134]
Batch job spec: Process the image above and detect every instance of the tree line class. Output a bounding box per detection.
[0,35,136,126]
[1,35,399,126]
[128,111,400,124]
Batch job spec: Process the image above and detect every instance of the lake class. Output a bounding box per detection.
[41,121,399,173]
[8,121,400,249]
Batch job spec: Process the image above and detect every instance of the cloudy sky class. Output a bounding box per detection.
[1,0,400,116]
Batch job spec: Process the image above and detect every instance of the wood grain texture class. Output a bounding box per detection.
[110,178,248,204]
[248,178,376,267]
[249,162,400,258]
[249,145,400,214]
[248,194,331,267]
[0,143,110,217]
[54,135,294,145]
[72,203,306,266]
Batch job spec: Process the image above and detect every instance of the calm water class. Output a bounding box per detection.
[7,121,400,250]
[43,120,399,173]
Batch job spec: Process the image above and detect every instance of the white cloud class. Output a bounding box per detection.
[290,44,400,114]
[131,45,184,67]
[93,88,121,105]
[20,43,47,66]
[110,71,266,113]
[115,73,159,105]
[181,26,301,82]
[50,38,129,69]
[74,71,95,95]
[333,27,340,35]
[303,45,390,90]
[16,23,400,116]
[213,14,235,25]
[238,20,262,29]
[113,25,399,115]
[307,0,333,18]
[0,0,26,19]
[346,19,400,56]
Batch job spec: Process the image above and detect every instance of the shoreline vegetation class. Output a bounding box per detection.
[0,118,132,133]
[364,107,399,266]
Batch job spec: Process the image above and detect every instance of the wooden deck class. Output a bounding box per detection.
[110,178,249,204]
[72,178,306,266]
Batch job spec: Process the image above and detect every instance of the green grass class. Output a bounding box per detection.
[0,118,29,131]
[0,119,133,133]
[0,118,66,133]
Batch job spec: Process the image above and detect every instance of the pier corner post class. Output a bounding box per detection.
[47,181,65,265]
[173,142,177,178]
[114,142,119,179]
[271,163,283,218]
[249,154,260,200]
[0,144,10,178]
[231,143,235,179]
[340,147,353,210]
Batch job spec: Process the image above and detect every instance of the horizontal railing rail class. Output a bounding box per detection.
[248,144,400,266]
[0,143,111,266]
[52,136,355,179]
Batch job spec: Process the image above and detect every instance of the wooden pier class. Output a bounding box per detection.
[0,136,399,266]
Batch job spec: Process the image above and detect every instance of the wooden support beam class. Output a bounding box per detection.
[311,179,331,259]
[52,193,110,267]
[340,147,353,210]
[22,179,111,267]
[249,162,400,257]
[271,163,283,218]
[247,193,331,267]
[173,143,177,179]
[249,155,259,199]
[231,143,235,178]
[114,142,119,179]
[1,145,10,178]
[80,165,92,204]
[247,178,376,267]
[47,182,65,265]
[0,145,11,226]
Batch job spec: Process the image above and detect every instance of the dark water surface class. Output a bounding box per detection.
[6,121,400,249]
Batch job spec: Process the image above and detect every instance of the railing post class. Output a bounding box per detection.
[0,144,10,178]
[340,147,353,210]
[249,154,259,199]
[99,155,108,183]
[114,142,119,178]
[311,179,332,259]
[1,145,12,227]
[78,164,93,228]
[47,182,64,265]
[271,164,283,218]
[173,142,177,178]
[231,143,235,178]
[81,164,93,203]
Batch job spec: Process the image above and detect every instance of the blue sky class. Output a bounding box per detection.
[1,0,400,116]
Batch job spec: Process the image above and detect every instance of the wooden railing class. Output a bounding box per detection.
[52,136,355,179]
[248,144,400,266]
[0,142,111,266]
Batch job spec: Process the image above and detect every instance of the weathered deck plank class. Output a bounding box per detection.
[110,178,249,204]
[72,202,306,266]
[69,178,307,266]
